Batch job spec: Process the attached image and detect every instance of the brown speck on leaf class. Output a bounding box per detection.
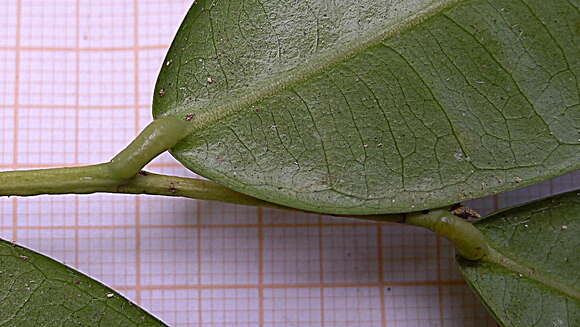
[255,108,261,113]
[74,279,81,285]
[185,113,195,121]
[159,88,166,96]
[138,171,149,176]
[450,204,481,219]
[207,76,213,84]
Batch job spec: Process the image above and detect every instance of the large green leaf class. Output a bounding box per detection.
[458,190,580,327]
[153,0,580,214]
[0,239,166,326]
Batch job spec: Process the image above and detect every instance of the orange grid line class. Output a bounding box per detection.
[257,207,265,327]
[112,280,467,291]
[135,195,142,305]
[74,0,81,269]
[197,201,203,326]
[133,0,143,305]
[12,0,22,242]
[0,104,150,109]
[0,45,167,52]
[318,214,325,327]
[436,236,445,326]
[0,222,387,231]
[0,162,182,169]
[377,225,387,327]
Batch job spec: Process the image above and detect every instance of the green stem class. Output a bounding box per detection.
[0,167,403,221]
[109,116,190,179]
[0,164,283,208]
[405,209,489,260]
[110,172,404,222]
[0,116,188,196]
[113,171,292,210]
[0,164,116,196]
[0,115,404,222]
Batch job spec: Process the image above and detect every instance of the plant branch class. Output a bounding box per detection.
[0,115,404,222]
[108,172,406,221]
[0,166,404,221]
[112,171,292,209]
[0,116,188,196]
[0,164,117,196]
[109,116,190,179]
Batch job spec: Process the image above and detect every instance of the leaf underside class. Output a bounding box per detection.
[458,190,580,327]
[154,0,580,214]
[0,240,166,327]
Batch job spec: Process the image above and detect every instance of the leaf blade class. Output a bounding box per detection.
[458,190,580,327]
[154,0,580,214]
[0,239,167,327]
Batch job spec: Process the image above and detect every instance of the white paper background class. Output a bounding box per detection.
[1,1,578,326]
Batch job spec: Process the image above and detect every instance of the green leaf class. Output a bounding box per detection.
[0,239,166,326]
[153,0,580,214]
[458,190,580,327]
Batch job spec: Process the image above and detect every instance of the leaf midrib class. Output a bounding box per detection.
[484,246,580,301]
[170,0,463,134]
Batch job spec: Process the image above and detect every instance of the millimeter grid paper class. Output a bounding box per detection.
[0,1,577,326]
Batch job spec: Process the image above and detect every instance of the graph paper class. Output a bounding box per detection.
[0,1,578,326]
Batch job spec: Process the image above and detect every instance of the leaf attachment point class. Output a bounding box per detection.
[405,208,488,260]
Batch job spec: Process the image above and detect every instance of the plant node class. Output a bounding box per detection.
[405,208,489,261]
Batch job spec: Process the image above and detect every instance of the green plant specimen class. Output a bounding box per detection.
[458,191,579,326]
[0,240,167,326]
[0,0,578,325]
